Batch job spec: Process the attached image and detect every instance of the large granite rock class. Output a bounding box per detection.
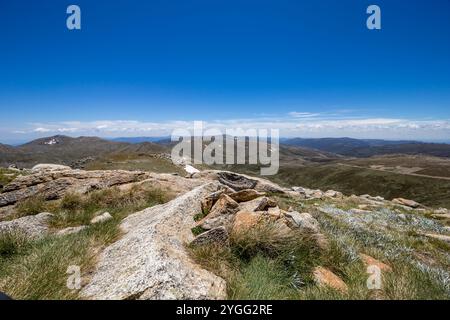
[0,212,53,239]
[81,183,226,300]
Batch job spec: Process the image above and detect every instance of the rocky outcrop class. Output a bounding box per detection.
[0,212,53,239]
[359,254,392,273]
[0,169,152,208]
[0,168,209,215]
[81,183,226,300]
[194,170,286,193]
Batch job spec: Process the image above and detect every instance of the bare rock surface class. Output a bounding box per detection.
[81,182,227,300]
[0,212,53,238]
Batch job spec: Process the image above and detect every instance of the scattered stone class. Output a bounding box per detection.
[90,212,113,224]
[197,194,239,230]
[392,198,421,208]
[254,197,277,211]
[200,188,233,214]
[423,233,450,243]
[272,218,293,236]
[359,254,392,272]
[267,206,282,219]
[56,225,88,236]
[349,208,371,214]
[431,213,450,220]
[229,189,265,203]
[190,226,229,247]
[184,165,200,175]
[312,233,329,250]
[232,211,262,234]
[324,190,343,198]
[360,194,384,202]
[31,163,72,172]
[284,211,320,233]
[0,212,53,239]
[313,267,348,293]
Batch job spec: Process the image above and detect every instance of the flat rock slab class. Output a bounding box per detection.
[81,182,227,300]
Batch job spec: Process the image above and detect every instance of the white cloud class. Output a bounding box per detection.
[9,116,450,141]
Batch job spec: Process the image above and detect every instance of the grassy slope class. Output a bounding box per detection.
[273,164,450,208]
[189,194,450,300]
[0,184,173,299]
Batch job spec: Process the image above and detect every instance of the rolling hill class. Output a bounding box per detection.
[282,137,450,158]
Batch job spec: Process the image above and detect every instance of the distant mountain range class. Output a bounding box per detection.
[0,135,168,168]
[281,137,450,157]
[1,135,450,168]
[109,136,171,144]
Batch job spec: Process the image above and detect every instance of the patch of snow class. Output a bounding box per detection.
[185,165,200,174]
[44,138,58,145]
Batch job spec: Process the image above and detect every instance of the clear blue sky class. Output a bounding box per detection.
[0,0,449,143]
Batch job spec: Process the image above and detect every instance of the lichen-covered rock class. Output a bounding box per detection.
[229,189,265,203]
[0,212,53,239]
[81,182,226,300]
[191,227,229,247]
[194,170,286,193]
[284,211,320,233]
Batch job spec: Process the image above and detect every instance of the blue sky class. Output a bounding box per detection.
[0,0,449,143]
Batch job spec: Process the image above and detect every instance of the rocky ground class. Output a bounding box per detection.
[0,164,449,299]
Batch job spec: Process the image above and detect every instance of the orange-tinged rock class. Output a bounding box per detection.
[313,267,348,293]
[232,211,262,234]
[360,254,392,272]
